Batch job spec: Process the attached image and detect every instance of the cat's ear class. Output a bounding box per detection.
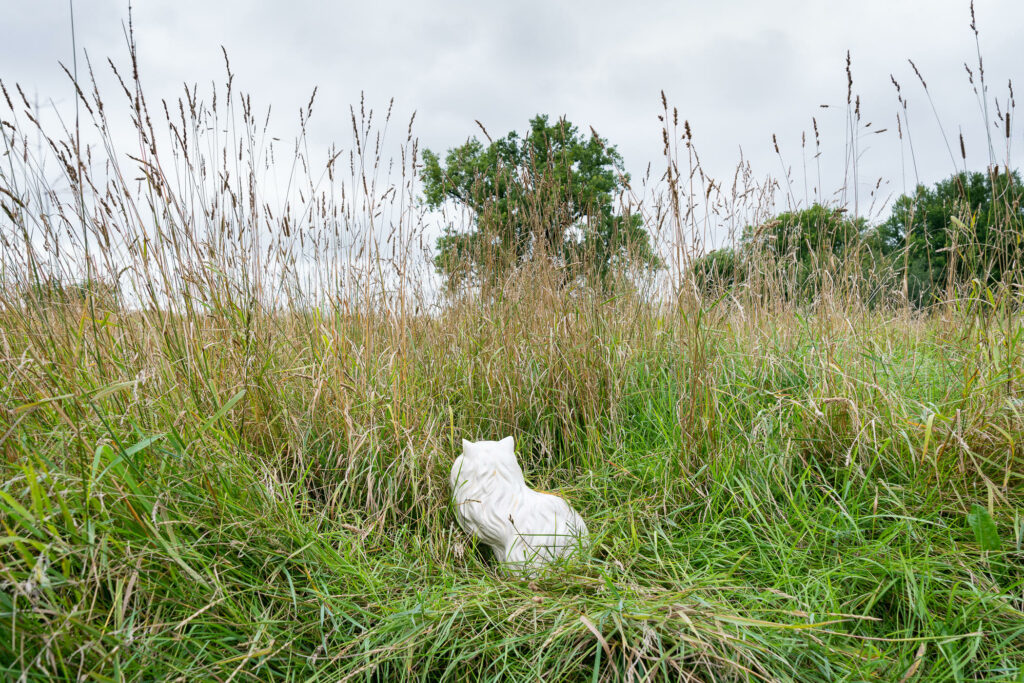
[499,435,514,452]
[461,439,473,454]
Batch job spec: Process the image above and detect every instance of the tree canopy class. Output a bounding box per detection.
[691,170,1024,307]
[742,204,866,261]
[876,170,1024,305]
[691,203,869,297]
[422,115,660,291]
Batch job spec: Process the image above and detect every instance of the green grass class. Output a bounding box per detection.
[2,301,1022,681]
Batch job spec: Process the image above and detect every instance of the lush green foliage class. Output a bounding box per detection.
[691,204,869,299]
[877,170,1024,305]
[743,203,867,259]
[694,174,1024,308]
[423,115,660,291]
[689,246,739,295]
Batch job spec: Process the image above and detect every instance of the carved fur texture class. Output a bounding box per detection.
[450,436,588,572]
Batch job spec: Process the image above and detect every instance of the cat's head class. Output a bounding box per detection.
[458,436,525,484]
[461,435,513,458]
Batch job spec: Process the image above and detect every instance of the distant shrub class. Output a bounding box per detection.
[875,169,1024,306]
[689,204,870,304]
[689,247,741,296]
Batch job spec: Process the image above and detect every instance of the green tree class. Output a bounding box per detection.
[691,204,868,297]
[876,170,1024,305]
[422,115,660,291]
[742,204,866,262]
[689,246,739,296]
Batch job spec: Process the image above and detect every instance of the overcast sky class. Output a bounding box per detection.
[2,1,1022,233]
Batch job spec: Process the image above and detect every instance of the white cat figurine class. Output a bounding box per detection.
[450,436,588,572]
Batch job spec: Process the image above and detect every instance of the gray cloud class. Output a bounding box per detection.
[3,0,1022,231]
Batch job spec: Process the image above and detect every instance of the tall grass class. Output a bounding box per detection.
[1,12,1023,682]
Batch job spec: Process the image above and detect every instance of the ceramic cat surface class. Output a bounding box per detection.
[450,436,588,573]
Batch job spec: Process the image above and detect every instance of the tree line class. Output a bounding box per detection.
[424,115,1023,306]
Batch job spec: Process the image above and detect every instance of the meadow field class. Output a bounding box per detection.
[1,28,1023,683]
